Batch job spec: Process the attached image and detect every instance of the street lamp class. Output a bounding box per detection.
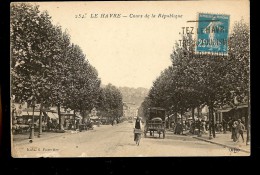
[29,101,36,140]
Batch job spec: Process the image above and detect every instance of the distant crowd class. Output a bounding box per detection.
[169,117,246,142]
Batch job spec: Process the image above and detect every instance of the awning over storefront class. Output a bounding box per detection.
[21,111,29,116]
[90,116,99,120]
[237,104,248,109]
[21,111,41,116]
[27,112,41,116]
[217,108,232,113]
[61,113,74,116]
[46,112,59,119]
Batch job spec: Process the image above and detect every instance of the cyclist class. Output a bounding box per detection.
[134,116,142,145]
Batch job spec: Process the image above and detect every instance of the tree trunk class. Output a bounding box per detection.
[246,95,250,145]
[168,114,171,129]
[246,114,250,145]
[174,112,177,123]
[209,103,215,138]
[180,111,183,135]
[73,110,76,130]
[191,107,195,122]
[38,101,43,138]
[57,104,63,130]
[82,109,85,124]
[197,107,200,119]
[208,105,212,139]
[212,112,216,138]
[29,102,35,139]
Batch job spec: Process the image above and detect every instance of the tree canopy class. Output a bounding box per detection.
[11,3,123,124]
[140,20,250,137]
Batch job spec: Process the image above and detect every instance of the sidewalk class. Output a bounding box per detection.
[12,124,113,146]
[191,131,250,153]
[12,130,81,146]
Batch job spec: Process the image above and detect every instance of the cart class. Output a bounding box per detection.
[144,107,166,139]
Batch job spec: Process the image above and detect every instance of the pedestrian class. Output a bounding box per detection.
[228,118,233,132]
[222,118,227,134]
[236,119,245,142]
[133,116,142,142]
[111,119,114,126]
[201,120,206,134]
[174,121,182,135]
[231,120,238,142]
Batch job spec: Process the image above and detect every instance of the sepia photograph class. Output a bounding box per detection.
[10,1,250,157]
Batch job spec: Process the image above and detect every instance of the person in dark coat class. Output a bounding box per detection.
[222,118,227,134]
[174,121,182,135]
[231,120,238,142]
[236,119,245,142]
[134,117,142,141]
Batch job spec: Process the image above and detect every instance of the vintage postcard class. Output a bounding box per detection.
[10,0,250,157]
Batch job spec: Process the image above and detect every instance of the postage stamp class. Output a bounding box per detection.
[196,13,230,55]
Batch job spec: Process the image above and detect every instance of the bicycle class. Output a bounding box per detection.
[134,128,142,146]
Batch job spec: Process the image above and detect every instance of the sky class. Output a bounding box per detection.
[35,1,249,89]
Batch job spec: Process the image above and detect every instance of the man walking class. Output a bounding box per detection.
[236,119,245,142]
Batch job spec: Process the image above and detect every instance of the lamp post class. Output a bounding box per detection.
[29,101,36,140]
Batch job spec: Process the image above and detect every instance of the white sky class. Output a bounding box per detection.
[35,1,249,89]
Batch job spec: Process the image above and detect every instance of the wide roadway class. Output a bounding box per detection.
[12,121,248,157]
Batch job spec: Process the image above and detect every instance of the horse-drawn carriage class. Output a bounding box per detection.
[144,107,166,139]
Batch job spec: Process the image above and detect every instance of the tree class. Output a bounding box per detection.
[62,44,101,122]
[11,3,64,136]
[11,3,103,133]
[228,20,250,144]
[98,84,123,122]
[145,30,246,138]
[138,97,152,121]
[11,3,54,105]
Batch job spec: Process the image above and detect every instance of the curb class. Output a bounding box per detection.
[13,131,75,146]
[13,124,114,146]
[13,129,97,146]
[192,136,250,153]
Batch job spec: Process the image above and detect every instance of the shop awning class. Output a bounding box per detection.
[237,104,248,109]
[22,111,41,116]
[21,111,29,116]
[218,108,232,113]
[151,117,162,121]
[47,112,59,119]
[61,113,74,116]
